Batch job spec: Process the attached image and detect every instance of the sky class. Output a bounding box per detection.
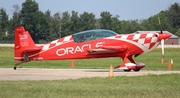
[0,0,180,20]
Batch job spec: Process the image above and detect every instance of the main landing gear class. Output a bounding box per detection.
[133,68,141,72]
[115,55,145,72]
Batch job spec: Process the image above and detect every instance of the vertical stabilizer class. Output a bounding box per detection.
[14,26,37,61]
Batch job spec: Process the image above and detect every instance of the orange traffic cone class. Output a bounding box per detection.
[161,58,164,64]
[168,60,172,70]
[70,60,74,68]
[109,64,114,77]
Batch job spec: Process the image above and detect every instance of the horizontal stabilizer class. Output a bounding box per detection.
[24,48,41,53]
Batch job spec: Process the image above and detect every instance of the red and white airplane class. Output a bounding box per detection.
[14,26,171,71]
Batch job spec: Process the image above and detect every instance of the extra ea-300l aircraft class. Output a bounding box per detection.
[14,26,171,71]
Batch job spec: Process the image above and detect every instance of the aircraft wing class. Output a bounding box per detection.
[87,45,128,54]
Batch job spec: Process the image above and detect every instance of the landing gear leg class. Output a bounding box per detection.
[121,57,132,72]
[128,55,141,72]
[127,55,135,63]
[14,61,24,70]
[14,52,29,70]
[115,56,128,68]
[115,56,133,72]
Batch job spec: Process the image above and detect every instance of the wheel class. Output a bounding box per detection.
[14,66,16,70]
[124,69,131,72]
[133,68,140,72]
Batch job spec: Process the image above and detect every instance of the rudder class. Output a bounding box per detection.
[14,26,37,61]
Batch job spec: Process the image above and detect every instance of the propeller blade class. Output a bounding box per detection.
[161,39,164,64]
[158,16,163,34]
[158,15,164,64]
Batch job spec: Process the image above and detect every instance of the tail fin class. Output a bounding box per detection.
[14,26,36,49]
[14,26,39,61]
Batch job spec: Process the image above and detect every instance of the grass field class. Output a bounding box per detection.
[0,47,180,70]
[0,47,180,98]
[0,74,180,98]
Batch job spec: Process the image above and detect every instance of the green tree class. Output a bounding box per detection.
[0,8,9,32]
[61,11,71,37]
[166,3,180,29]
[121,20,134,34]
[70,11,80,33]
[79,12,96,31]
[110,15,122,33]
[100,11,112,29]
[36,11,49,43]
[20,0,42,43]
[51,12,61,40]
[0,8,9,43]
[138,11,172,32]
[11,4,21,28]
[42,10,52,42]
[94,19,101,29]
[7,4,21,43]
[175,28,180,37]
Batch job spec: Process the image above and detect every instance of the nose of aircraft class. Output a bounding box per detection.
[158,33,172,41]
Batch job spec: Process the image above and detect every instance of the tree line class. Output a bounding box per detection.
[0,0,180,43]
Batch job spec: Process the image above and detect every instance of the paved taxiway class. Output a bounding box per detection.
[0,68,180,81]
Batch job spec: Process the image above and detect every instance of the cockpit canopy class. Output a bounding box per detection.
[72,29,117,43]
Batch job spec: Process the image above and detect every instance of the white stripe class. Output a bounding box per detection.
[125,63,136,66]
[136,62,145,66]
[42,44,50,50]
[133,34,141,40]
[121,35,128,39]
[138,39,145,44]
[63,36,71,41]
[145,42,159,53]
[56,42,63,46]
[151,37,158,43]
[115,67,128,69]
[144,44,150,49]
[146,33,154,38]
[51,39,58,43]
[14,57,23,59]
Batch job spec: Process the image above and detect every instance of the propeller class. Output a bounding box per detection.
[158,16,164,64]
[161,39,164,64]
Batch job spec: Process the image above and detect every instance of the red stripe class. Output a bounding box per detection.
[49,43,56,48]
[140,34,147,39]
[127,34,134,40]
[115,35,121,38]
[132,39,138,43]
[149,43,156,49]
[144,37,152,44]
[57,38,64,42]
[70,36,73,40]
